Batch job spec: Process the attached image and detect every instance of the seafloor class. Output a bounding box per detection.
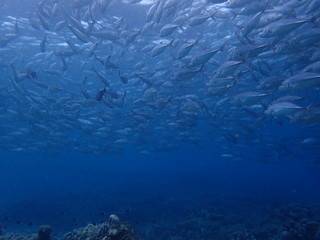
[0,214,140,240]
[1,194,320,240]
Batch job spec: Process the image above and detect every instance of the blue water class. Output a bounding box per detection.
[0,0,320,239]
[1,144,320,238]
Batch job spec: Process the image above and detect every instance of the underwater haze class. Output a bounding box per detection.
[0,0,320,239]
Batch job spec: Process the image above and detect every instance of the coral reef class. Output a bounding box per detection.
[279,219,320,240]
[0,206,319,240]
[65,214,139,240]
[37,225,52,240]
[231,230,256,240]
[0,215,139,240]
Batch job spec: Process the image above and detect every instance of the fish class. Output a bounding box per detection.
[188,47,222,67]
[207,76,236,88]
[160,24,181,37]
[231,91,269,106]
[228,43,270,61]
[226,0,253,8]
[164,0,180,9]
[215,61,242,78]
[188,15,211,26]
[172,66,203,81]
[65,38,81,54]
[207,0,227,3]
[39,34,47,53]
[68,25,88,43]
[95,88,106,101]
[257,76,284,90]
[124,29,141,45]
[119,71,128,84]
[279,72,320,91]
[146,1,160,23]
[92,67,110,87]
[0,0,317,160]
[55,20,67,31]
[265,102,303,117]
[151,40,174,57]
[303,61,320,73]
[91,30,119,41]
[259,18,309,38]
[37,12,50,30]
[257,12,283,28]
[275,28,320,54]
[174,37,200,60]
[291,107,320,125]
[28,14,41,30]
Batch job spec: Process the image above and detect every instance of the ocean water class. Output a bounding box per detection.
[0,0,320,240]
[1,145,320,239]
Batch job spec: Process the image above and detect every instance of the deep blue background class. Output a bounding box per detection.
[1,141,319,235]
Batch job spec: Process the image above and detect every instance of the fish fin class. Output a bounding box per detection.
[310,13,320,27]
[168,39,175,47]
[229,10,237,21]
[169,52,178,61]
[194,33,203,46]
[219,41,228,53]
[306,102,314,110]
[262,0,271,13]
[305,89,312,103]
[178,25,185,32]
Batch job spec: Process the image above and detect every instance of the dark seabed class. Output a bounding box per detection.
[0,0,320,240]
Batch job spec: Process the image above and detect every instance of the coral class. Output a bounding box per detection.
[0,215,139,240]
[37,225,52,240]
[231,230,256,240]
[0,233,37,240]
[280,219,320,240]
[63,214,139,240]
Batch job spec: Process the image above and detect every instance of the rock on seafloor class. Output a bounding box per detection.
[0,215,140,240]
